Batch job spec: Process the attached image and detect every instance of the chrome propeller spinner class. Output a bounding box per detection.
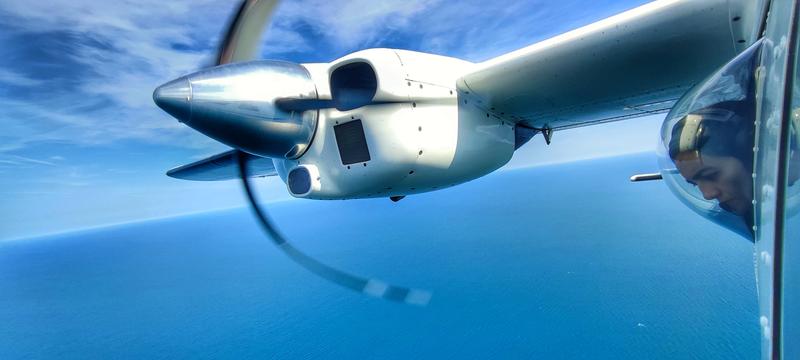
[154,60,318,159]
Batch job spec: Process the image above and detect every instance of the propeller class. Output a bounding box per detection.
[179,0,431,306]
[216,0,280,64]
[237,152,432,305]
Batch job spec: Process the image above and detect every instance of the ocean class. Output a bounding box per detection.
[0,153,759,359]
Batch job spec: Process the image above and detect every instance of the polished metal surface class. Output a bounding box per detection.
[152,77,191,121]
[154,60,318,159]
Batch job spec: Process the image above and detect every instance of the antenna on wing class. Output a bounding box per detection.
[629,173,663,182]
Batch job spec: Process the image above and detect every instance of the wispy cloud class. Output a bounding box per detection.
[0,0,233,153]
[267,0,438,52]
[5,154,57,166]
[0,69,43,87]
[264,0,649,61]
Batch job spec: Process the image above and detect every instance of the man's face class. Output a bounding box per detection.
[675,152,753,216]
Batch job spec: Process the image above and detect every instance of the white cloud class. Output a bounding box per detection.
[0,97,218,153]
[0,0,233,152]
[0,154,56,167]
[271,0,438,50]
[0,69,43,87]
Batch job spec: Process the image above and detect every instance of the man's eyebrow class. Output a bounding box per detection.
[693,167,716,180]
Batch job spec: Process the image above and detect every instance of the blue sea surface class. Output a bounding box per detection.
[0,153,759,359]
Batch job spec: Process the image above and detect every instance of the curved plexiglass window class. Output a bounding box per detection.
[781,13,800,359]
[783,83,800,360]
[752,0,798,356]
[658,40,762,241]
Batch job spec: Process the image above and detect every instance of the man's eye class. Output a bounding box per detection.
[700,171,720,181]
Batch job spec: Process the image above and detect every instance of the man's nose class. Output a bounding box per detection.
[698,183,721,200]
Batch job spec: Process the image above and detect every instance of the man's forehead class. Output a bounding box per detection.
[675,150,701,164]
[675,152,703,177]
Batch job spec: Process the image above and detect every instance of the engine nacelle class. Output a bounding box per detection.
[274,49,516,200]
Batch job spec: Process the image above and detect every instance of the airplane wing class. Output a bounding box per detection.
[166,150,277,181]
[457,0,765,131]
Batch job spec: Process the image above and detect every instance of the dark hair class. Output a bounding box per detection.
[668,101,755,168]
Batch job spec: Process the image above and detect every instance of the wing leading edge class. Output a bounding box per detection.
[167,150,277,181]
[457,0,766,131]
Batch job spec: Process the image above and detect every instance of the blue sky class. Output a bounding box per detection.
[0,0,657,240]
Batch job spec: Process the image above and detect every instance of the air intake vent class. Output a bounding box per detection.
[287,167,312,195]
[330,62,377,111]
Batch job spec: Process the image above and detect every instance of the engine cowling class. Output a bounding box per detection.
[275,49,517,200]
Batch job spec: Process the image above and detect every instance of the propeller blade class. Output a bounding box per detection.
[217,0,280,65]
[236,151,432,305]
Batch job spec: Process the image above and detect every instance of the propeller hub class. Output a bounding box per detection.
[153,77,191,122]
[154,60,318,159]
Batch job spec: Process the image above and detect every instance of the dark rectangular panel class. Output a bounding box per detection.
[334,120,371,165]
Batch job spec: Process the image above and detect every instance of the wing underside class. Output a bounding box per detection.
[458,0,765,131]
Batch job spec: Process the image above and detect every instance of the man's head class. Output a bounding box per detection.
[659,39,762,240]
[668,104,755,218]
